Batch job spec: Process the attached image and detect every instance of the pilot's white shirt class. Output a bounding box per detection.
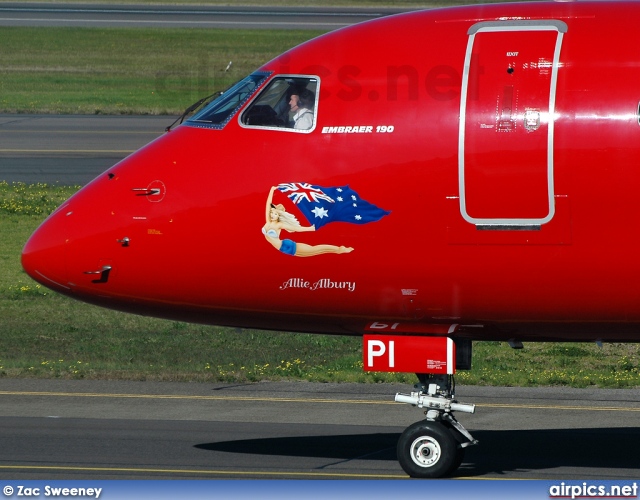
[293,108,314,130]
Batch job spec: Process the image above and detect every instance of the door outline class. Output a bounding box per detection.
[458,20,567,228]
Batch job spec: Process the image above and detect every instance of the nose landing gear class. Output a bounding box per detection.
[395,374,477,478]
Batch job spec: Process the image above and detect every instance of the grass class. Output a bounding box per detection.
[2,182,639,387]
[0,27,326,115]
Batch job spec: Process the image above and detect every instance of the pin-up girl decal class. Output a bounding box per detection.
[262,183,390,257]
[263,186,353,256]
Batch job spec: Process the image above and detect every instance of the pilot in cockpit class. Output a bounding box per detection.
[288,88,315,130]
[241,77,317,130]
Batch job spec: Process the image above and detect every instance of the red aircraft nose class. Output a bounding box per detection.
[21,209,70,293]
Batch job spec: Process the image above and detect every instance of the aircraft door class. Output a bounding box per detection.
[459,20,567,228]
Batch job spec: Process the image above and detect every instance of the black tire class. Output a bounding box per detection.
[397,421,457,478]
[450,445,466,476]
[442,421,466,476]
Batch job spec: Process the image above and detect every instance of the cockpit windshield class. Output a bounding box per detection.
[186,72,270,129]
[240,76,318,132]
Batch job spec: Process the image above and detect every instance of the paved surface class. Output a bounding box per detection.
[0,114,168,185]
[0,379,638,480]
[0,3,413,29]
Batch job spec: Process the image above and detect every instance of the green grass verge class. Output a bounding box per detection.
[0,27,326,115]
[2,182,639,387]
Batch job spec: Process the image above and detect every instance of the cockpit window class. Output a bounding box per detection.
[240,76,318,132]
[186,72,270,129]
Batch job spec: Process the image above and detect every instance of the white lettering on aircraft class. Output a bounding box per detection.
[321,125,395,134]
[367,339,395,368]
[280,278,356,292]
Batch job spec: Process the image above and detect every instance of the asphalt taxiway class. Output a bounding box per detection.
[0,114,168,186]
[0,379,638,480]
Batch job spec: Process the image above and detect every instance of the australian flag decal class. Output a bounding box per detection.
[277,183,390,229]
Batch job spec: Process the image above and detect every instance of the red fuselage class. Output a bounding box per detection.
[22,1,640,341]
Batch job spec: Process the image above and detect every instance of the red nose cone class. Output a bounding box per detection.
[21,210,70,293]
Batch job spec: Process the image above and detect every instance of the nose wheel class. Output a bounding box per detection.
[395,375,477,478]
[397,421,458,478]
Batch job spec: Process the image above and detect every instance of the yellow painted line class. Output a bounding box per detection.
[0,464,523,480]
[1,390,639,412]
[479,402,640,412]
[0,464,407,479]
[0,390,392,405]
[0,465,531,480]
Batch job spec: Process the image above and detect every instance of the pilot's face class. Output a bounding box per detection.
[289,95,300,112]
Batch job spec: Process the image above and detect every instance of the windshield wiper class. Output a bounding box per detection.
[165,91,223,132]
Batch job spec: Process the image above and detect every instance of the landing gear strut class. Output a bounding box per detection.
[395,374,477,478]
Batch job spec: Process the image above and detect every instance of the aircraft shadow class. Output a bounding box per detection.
[196,427,640,476]
[196,433,400,461]
[459,427,640,476]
